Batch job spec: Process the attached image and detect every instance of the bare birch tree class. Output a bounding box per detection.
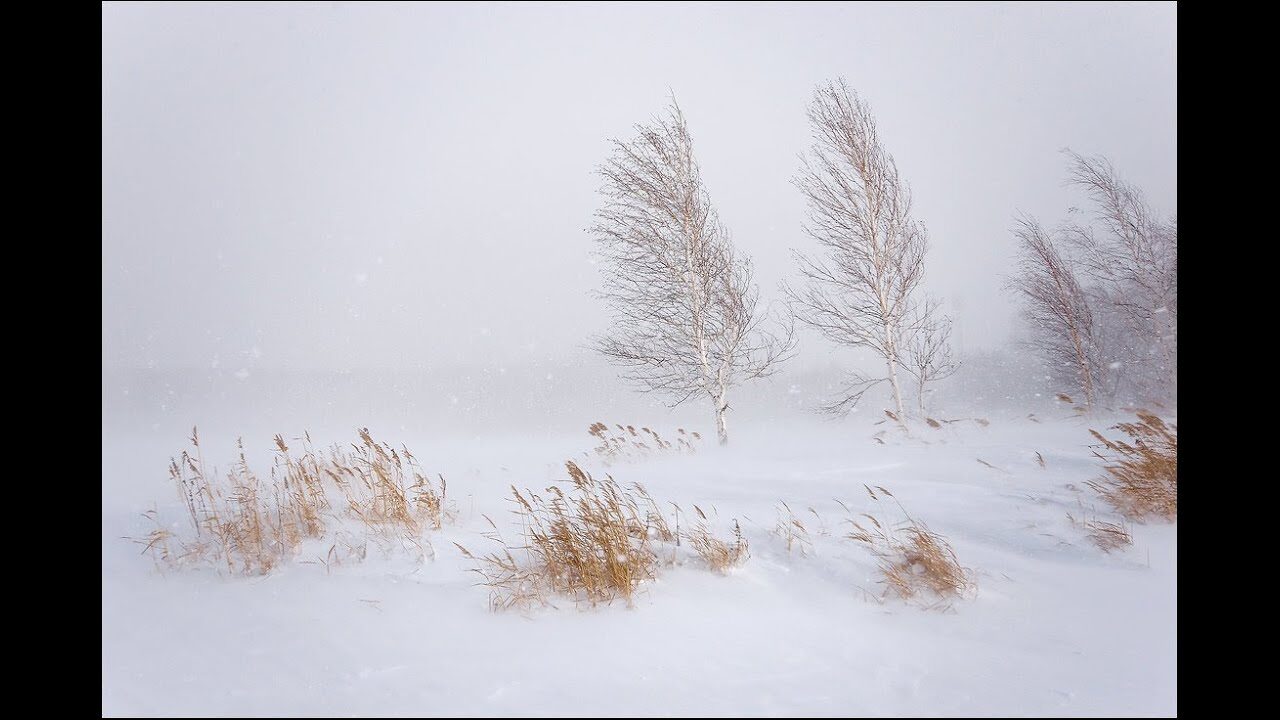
[590,98,793,445]
[1059,151,1177,401]
[1010,215,1104,409]
[901,297,959,416]
[788,79,927,420]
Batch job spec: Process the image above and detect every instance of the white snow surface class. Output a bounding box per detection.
[103,414,1176,716]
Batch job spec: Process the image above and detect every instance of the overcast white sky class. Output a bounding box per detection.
[102,1,1176,373]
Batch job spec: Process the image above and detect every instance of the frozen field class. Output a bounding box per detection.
[102,410,1176,716]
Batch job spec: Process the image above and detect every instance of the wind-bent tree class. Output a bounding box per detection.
[1060,151,1177,402]
[788,79,928,420]
[1009,152,1177,409]
[591,98,793,445]
[901,297,959,416]
[1010,215,1103,409]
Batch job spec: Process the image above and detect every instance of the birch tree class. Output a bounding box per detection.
[1010,215,1104,409]
[1060,151,1177,402]
[1010,152,1176,408]
[788,79,927,420]
[590,98,793,445]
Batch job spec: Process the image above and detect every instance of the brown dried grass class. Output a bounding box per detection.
[458,460,745,611]
[772,501,815,557]
[687,506,749,573]
[587,421,702,465]
[1088,410,1177,521]
[1068,511,1133,553]
[457,461,665,609]
[141,427,453,575]
[845,485,974,606]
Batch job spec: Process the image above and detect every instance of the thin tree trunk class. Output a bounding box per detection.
[1157,309,1176,401]
[884,321,907,421]
[886,353,906,421]
[714,393,729,445]
[1068,322,1094,411]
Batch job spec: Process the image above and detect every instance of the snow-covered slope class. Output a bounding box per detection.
[102,415,1176,716]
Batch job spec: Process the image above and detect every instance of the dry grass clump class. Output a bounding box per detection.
[167,432,302,575]
[325,428,452,537]
[458,460,746,611]
[1088,410,1177,521]
[271,432,331,538]
[587,421,702,464]
[844,485,974,606]
[132,507,176,568]
[458,460,664,609]
[686,505,749,573]
[1085,520,1133,552]
[140,427,453,575]
[1068,510,1133,553]
[772,501,816,557]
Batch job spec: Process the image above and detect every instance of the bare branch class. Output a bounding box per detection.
[817,373,888,418]
[900,297,959,415]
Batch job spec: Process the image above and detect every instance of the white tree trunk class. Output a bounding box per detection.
[883,322,907,422]
[885,354,906,422]
[714,392,729,445]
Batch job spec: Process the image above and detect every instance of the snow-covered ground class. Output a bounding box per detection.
[102,408,1176,716]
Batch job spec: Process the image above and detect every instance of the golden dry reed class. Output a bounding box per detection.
[457,460,745,611]
[772,501,816,557]
[587,422,702,465]
[137,427,453,575]
[844,485,975,607]
[686,505,749,573]
[1067,509,1133,553]
[1088,410,1177,521]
